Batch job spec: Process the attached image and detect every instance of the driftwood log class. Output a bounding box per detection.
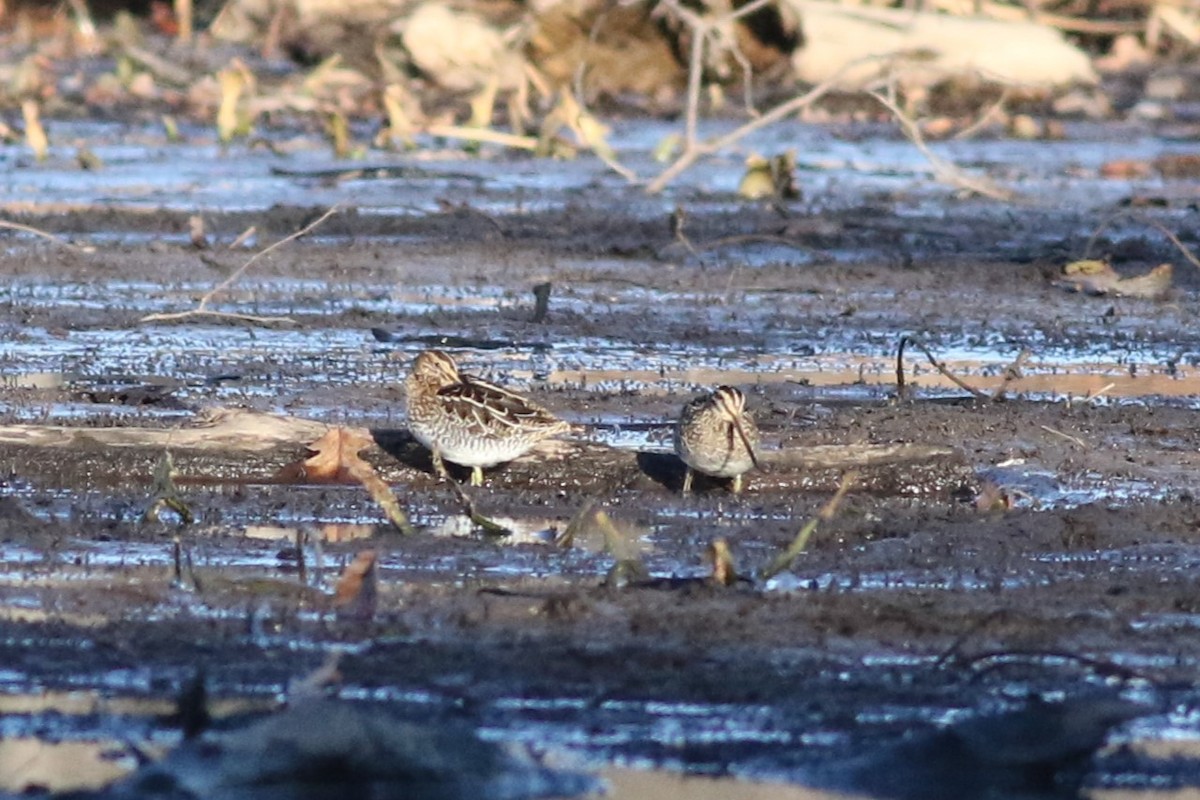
[0,408,974,497]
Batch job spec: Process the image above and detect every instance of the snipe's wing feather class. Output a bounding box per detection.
[438,377,564,437]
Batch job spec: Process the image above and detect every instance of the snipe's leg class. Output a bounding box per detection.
[432,451,452,481]
[731,473,744,495]
[682,468,694,495]
[470,466,484,487]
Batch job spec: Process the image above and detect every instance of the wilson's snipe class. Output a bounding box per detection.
[404,349,570,486]
[674,386,761,495]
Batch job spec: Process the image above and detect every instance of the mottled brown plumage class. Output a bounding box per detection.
[405,350,570,485]
[673,386,761,495]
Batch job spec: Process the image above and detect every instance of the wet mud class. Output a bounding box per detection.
[2,121,1200,798]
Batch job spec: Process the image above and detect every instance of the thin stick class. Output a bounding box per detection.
[899,335,991,401]
[761,470,857,581]
[425,124,538,150]
[990,348,1030,402]
[896,334,911,400]
[201,206,339,311]
[0,219,92,252]
[645,52,901,194]
[952,88,1011,141]
[140,206,338,324]
[655,0,776,150]
[1084,208,1200,271]
[868,85,1014,201]
[1039,424,1087,449]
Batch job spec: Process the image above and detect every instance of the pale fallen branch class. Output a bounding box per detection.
[140,205,339,325]
[0,408,329,451]
[0,409,966,498]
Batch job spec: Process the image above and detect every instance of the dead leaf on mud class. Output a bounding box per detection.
[1054,260,1172,300]
[279,428,414,534]
[280,427,371,482]
[595,510,649,588]
[974,481,1014,512]
[738,152,799,201]
[332,549,378,621]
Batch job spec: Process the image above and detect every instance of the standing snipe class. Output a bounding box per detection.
[404,350,570,486]
[674,386,761,495]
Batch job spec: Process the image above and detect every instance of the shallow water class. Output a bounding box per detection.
[3,117,1200,797]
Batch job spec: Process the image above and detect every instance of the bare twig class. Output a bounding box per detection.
[646,52,904,194]
[1039,424,1088,449]
[175,0,193,43]
[869,85,1015,201]
[952,88,1011,141]
[1084,209,1200,271]
[896,334,911,401]
[655,0,775,148]
[426,124,538,151]
[140,205,339,325]
[1085,382,1115,403]
[990,348,1031,402]
[0,219,92,252]
[898,335,991,401]
[229,225,257,249]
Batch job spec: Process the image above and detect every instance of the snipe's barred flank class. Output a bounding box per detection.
[404,349,570,486]
[674,386,761,495]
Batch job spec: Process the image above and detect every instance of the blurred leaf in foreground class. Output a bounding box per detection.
[21,100,47,162]
[279,428,414,534]
[1055,260,1172,300]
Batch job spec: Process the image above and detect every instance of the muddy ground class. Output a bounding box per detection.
[2,130,1200,798]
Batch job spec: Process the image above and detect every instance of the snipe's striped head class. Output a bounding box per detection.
[711,386,747,422]
[411,349,461,389]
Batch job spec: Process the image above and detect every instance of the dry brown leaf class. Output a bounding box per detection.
[280,427,373,483]
[280,428,414,534]
[975,481,1013,512]
[332,550,377,621]
[1055,260,1172,300]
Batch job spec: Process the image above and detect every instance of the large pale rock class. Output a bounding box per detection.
[394,2,526,92]
[787,0,1098,89]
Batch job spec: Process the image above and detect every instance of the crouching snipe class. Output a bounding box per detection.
[674,386,761,495]
[404,350,570,486]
